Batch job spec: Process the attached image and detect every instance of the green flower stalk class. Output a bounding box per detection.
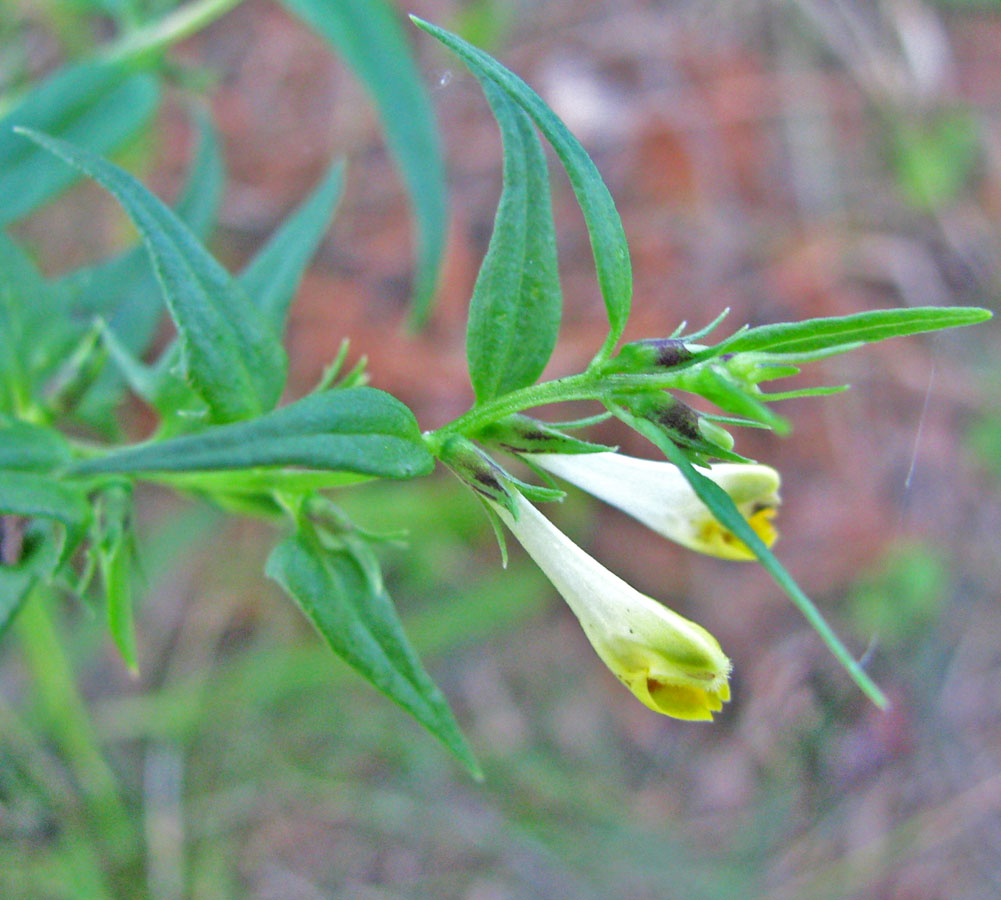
[492,492,732,720]
[531,452,780,560]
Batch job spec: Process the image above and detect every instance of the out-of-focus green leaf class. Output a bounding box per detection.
[0,235,78,410]
[240,159,345,334]
[0,420,72,471]
[0,472,90,580]
[0,521,62,639]
[704,306,992,359]
[282,0,447,325]
[413,17,631,358]
[19,128,287,424]
[0,60,160,226]
[891,111,980,211]
[68,387,434,480]
[96,486,138,672]
[266,526,480,776]
[466,79,560,402]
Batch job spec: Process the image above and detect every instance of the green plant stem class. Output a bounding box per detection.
[103,0,249,65]
[16,590,131,845]
[426,372,604,452]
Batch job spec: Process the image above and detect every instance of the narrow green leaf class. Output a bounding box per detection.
[705,306,992,358]
[239,159,345,334]
[0,60,160,225]
[282,0,447,325]
[0,234,78,406]
[412,17,631,357]
[18,128,288,423]
[467,80,561,401]
[68,387,434,480]
[266,527,480,776]
[174,105,225,241]
[0,420,72,471]
[97,487,137,673]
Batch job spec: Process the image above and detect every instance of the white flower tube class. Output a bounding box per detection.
[532,452,780,560]
[493,493,731,720]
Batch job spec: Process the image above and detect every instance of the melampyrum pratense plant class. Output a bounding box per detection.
[0,11,991,784]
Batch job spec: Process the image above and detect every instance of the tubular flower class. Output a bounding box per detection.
[531,452,780,561]
[493,492,731,720]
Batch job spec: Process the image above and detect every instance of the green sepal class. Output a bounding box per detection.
[472,414,614,456]
[437,435,520,516]
[677,365,790,434]
[610,392,748,465]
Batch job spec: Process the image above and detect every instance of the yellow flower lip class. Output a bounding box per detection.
[492,492,731,721]
[531,452,781,560]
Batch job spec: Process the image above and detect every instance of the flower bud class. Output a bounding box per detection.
[612,391,739,462]
[493,492,731,720]
[603,338,695,374]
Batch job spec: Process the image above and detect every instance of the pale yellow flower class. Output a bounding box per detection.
[494,493,731,720]
[532,452,780,560]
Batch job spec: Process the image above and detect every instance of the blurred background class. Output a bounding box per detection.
[3,0,1001,897]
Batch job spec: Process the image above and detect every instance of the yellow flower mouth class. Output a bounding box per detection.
[696,505,778,561]
[625,672,732,721]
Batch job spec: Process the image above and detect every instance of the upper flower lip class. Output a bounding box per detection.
[529,451,781,561]
[491,491,731,721]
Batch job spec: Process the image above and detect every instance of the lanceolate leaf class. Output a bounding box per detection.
[239,159,345,334]
[65,110,226,427]
[97,487,137,673]
[266,527,480,776]
[18,128,287,424]
[68,387,434,480]
[0,234,78,405]
[0,421,72,472]
[412,17,631,358]
[0,60,160,226]
[705,306,992,359]
[282,0,447,325]
[467,80,560,402]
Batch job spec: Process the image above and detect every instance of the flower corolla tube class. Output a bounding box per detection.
[493,493,731,720]
[531,452,780,560]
